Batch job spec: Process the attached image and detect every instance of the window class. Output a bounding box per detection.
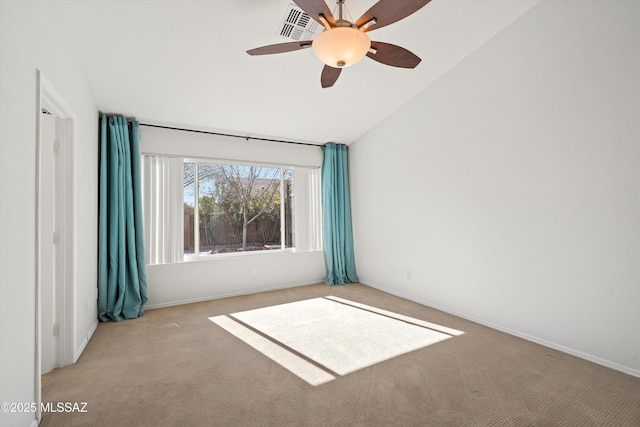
[142,155,321,264]
[184,161,293,256]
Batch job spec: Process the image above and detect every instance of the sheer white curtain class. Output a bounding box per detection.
[142,156,184,264]
[294,167,322,252]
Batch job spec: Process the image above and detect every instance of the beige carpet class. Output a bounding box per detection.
[40,283,640,426]
[213,296,456,383]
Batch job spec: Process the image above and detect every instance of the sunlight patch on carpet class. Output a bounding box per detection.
[325,296,465,336]
[209,296,463,385]
[210,315,336,386]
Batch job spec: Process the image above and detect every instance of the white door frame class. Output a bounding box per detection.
[35,70,75,422]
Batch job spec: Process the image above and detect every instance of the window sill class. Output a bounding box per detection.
[183,247,297,263]
[146,248,324,266]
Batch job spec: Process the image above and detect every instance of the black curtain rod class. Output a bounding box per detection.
[139,123,323,148]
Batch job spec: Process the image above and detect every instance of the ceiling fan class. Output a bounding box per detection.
[247,0,432,88]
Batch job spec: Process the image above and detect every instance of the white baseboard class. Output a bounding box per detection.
[360,279,640,379]
[74,319,98,363]
[145,280,323,310]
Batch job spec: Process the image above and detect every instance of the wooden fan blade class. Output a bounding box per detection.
[247,41,313,56]
[356,0,432,32]
[321,65,342,88]
[293,0,335,27]
[367,41,421,68]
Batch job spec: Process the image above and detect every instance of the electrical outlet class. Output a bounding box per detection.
[250,267,256,276]
[406,269,412,280]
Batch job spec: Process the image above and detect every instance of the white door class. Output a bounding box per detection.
[40,112,61,373]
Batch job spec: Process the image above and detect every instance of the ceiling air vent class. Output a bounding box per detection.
[277,3,320,41]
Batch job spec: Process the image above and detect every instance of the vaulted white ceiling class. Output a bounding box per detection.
[61,0,539,144]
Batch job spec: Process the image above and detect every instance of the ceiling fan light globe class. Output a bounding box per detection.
[312,27,371,68]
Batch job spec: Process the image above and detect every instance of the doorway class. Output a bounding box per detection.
[36,71,75,421]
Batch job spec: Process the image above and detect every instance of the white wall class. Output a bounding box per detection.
[350,0,640,376]
[146,251,326,308]
[0,2,99,426]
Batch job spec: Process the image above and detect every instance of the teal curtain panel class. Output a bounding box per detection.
[321,143,358,285]
[98,114,148,321]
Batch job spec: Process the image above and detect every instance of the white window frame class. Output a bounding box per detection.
[183,160,292,261]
